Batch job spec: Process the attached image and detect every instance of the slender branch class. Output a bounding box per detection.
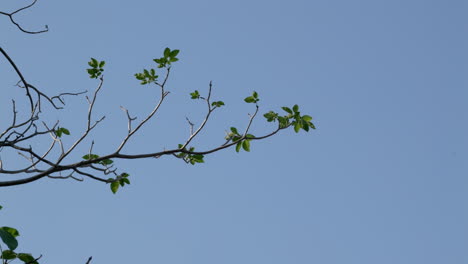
[116,68,171,152]
[0,46,34,112]
[0,0,48,34]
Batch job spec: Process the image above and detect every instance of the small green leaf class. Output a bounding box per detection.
[293,104,299,113]
[244,96,256,103]
[264,111,278,122]
[55,127,71,138]
[110,181,119,194]
[245,134,255,139]
[190,90,200,99]
[294,122,302,133]
[191,154,205,164]
[0,228,18,250]
[164,48,171,58]
[18,253,35,263]
[82,154,99,160]
[302,115,312,122]
[99,159,113,166]
[253,91,258,98]
[61,128,70,135]
[211,101,225,107]
[1,250,16,260]
[230,127,238,134]
[170,50,180,57]
[278,116,290,128]
[236,142,242,152]
[282,107,293,114]
[1,227,19,238]
[122,178,130,185]
[242,140,250,152]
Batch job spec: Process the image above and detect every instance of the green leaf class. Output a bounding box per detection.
[253,91,258,99]
[121,173,130,177]
[82,154,99,160]
[190,90,200,99]
[0,205,3,210]
[211,101,225,107]
[135,73,144,80]
[278,116,290,128]
[242,140,250,152]
[164,48,171,58]
[61,128,70,135]
[294,122,302,133]
[99,61,106,68]
[122,178,130,185]
[263,111,278,122]
[91,58,98,66]
[244,96,256,103]
[302,115,312,122]
[99,159,113,166]
[293,104,299,113]
[236,141,242,152]
[245,134,255,139]
[18,253,35,263]
[0,228,18,250]
[170,50,180,57]
[55,127,70,138]
[1,250,16,260]
[230,127,238,134]
[191,154,205,164]
[302,123,310,131]
[110,181,119,194]
[282,107,293,114]
[1,227,19,238]
[309,122,316,129]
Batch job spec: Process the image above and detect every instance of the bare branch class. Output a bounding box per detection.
[0,0,48,34]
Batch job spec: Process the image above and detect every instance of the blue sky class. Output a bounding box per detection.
[1,0,467,263]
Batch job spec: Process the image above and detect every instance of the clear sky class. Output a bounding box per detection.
[1,0,467,263]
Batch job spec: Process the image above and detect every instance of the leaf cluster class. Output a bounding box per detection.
[190,90,200,99]
[244,91,259,104]
[225,127,254,152]
[190,90,224,107]
[134,48,180,85]
[86,58,105,79]
[154,48,179,68]
[0,207,39,264]
[176,145,205,165]
[54,127,70,138]
[135,68,158,85]
[82,154,113,166]
[109,173,130,194]
[264,104,315,132]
